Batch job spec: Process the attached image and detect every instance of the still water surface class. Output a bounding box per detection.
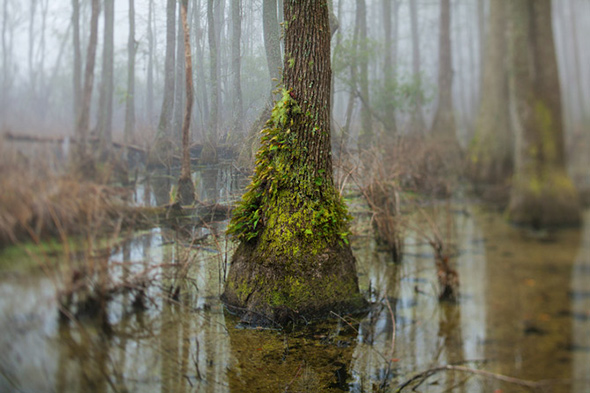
[0,169,588,392]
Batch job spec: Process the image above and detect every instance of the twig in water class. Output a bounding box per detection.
[396,364,553,392]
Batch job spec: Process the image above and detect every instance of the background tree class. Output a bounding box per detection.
[97,0,115,152]
[71,0,82,136]
[507,0,581,227]
[468,0,512,185]
[177,0,195,205]
[356,0,372,150]
[76,0,100,164]
[222,0,365,325]
[263,0,282,99]
[157,0,177,139]
[124,0,136,146]
[430,0,458,147]
[409,0,426,135]
[230,0,243,136]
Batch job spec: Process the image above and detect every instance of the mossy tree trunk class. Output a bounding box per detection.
[222,0,365,326]
[468,0,513,185]
[507,0,581,228]
[430,0,458,148]
[177,0,195,206]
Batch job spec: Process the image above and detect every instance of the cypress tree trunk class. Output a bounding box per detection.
[172,3,185,143]
[356,0,373,150]
[157,0,176,138]
[230,0,243,136]
[97,0,115,152]
[263,0,282,98]
[76,0,100,164]
[177,0,195,206]
[409,0,426,135]
[222,0,365,326]
[507,0,581,228]
[71,0,82,132]
[468,0,512,185]
[430,0,458,147]
[124,0,136,146]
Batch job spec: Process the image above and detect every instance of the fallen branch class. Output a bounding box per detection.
[396,364,553,392]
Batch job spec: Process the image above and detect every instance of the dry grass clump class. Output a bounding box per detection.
[0,147,129,247]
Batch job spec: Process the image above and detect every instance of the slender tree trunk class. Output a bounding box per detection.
[203,0,220,162]
[97,0,115,151]
[222,0,365,326]
[29,0,37,97]
[177,0,195,205]
[172,3,185,143]
[124,0,136,145]
[356,0,372,150]
[469,0,512,185]
[72,0,82,132]
[382,0,398,136]
[194,0,209,131]
[157,0,177,138]
[342,10,359,148]
[1,0,11,127]
[409,0,426,134]
[76,0,100,163]
[231,0,243,136]
[146,0,154,126]
[263,0,281,99]
[567,0,587,122]
[430,0,458,148]
[507,0,581,228]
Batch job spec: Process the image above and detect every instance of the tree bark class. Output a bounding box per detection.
[177,0,195,206]
[469,0,512,185]
[222,0,365,326]
[430,0,458,147]
[507,0,581,228]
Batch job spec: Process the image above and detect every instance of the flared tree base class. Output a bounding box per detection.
[221,241,367,326]
[507,170,582,228]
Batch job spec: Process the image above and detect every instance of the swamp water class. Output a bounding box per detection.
[0,167,589,392]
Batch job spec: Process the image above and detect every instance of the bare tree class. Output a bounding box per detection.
[230,0,243,136]
[409,0,426,134]
[97,0,115,151]
[356,0,373,150]
[431,0,458,148]
[157,0,177,139]
[76,0,100,163]
[263,0,281,98]
[177,0,196,205]
[124,0,136,145]
[146,0,154,125]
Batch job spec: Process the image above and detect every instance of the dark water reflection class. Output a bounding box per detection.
[0,187,589,392]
